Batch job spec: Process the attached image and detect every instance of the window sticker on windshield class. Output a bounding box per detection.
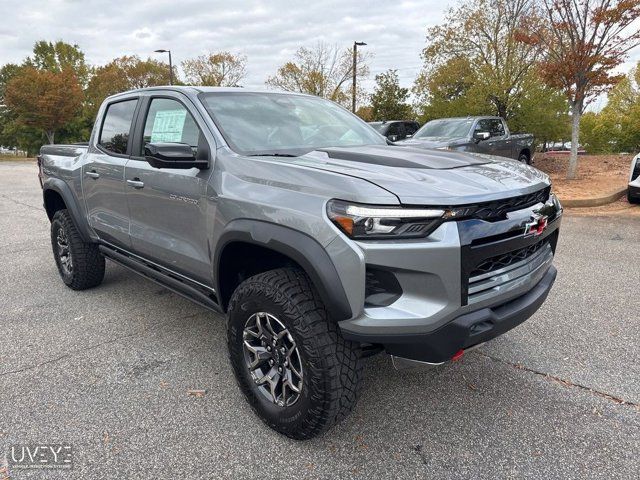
[150,109,187,142]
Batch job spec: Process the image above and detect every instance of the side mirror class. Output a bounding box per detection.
[144,142,209,170]
[473,131,490,142]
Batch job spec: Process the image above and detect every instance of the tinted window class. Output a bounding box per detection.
[476,119,505,137]
[404,122,419,135]
[99,99,138,155]
[142,98,201,153]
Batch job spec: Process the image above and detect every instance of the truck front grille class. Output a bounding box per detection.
[450,187,551,222]
[470,238,548,278]
[467,241,553,304]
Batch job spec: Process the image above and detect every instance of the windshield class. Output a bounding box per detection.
[414,118,473,139]
[199,92,385,155]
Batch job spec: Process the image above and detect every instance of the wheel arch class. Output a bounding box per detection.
[519,148,531,162]
[215,220,352,321]
[42,178,92,242]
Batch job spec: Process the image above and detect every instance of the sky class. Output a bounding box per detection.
[0,0,638,109]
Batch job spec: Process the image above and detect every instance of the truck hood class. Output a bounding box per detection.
[285,145,550,205]
[396,137,467,149]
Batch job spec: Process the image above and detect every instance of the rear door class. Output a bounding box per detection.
[83,97,139,247]
[124,93,214,284]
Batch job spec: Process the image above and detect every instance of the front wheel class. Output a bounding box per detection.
[227,267,362,440]
[518,152,531,164]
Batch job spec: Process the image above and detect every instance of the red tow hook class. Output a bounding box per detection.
[451,349,464,362]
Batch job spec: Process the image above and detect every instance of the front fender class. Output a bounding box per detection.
[215,219,352,321]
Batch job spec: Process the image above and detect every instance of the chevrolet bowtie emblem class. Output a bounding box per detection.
[524,214,548,237]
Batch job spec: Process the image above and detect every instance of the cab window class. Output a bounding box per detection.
[98,99,138,155]
[142,98,202,153]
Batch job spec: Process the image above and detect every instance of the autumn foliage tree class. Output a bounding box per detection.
[266,42,369,107]
[523,0,640,179]
[4,67,83,144]
[182,52,247,86]
[85,56,175,118]
[416,0,543,119]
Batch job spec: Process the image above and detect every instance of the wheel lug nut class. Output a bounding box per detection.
[269,359,274,366]
[267,346,271,351]
[280,347,286,354]
[278,366,283,373]
[284,360,288,366]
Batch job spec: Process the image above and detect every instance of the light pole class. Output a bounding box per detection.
[352,41,366,113]
[154,49,173,85]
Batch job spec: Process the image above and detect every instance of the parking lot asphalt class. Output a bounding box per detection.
[1,161,638,479]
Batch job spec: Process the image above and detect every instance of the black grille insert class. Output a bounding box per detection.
[470,238,548,278]
[455,187,551,222]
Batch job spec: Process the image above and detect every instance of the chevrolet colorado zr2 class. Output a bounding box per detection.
[38,87,562,439]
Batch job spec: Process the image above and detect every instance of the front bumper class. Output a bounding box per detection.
[343,266,556,363]
[336,196,561,363]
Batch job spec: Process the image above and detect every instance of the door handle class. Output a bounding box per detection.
[85,170,100,179]
[126,178,145,189]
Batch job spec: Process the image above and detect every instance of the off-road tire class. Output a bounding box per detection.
[628,190,640,204]
[51,209,105,290]
[518,152,531,164]
[227,267,363,440]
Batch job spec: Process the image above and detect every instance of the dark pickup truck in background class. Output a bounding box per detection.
[398,116,535,164]
[368,120,420,142]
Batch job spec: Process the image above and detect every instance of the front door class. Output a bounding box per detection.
[474,118,510,158]
[83,98,139,248]
[124,95,213,284]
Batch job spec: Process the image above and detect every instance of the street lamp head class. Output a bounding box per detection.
[355,42,367,46]
[154,49,169,53]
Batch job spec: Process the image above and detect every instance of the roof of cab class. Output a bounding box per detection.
[105,85,312,101]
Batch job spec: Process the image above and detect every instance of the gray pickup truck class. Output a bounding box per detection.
[398,116,535,164]
[38,87,561,440]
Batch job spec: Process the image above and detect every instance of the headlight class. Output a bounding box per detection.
[327,200,446,239]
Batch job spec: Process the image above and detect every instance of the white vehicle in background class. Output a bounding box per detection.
[629,154,640,204]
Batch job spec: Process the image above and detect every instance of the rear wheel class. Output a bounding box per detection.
[628,190,640,204]
[51,209,105,290]
[227,267,362,440]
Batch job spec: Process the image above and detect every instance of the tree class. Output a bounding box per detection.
[416,0,542,119]
[85,55,174,118]
[356,105,374,122]
[370,70,413,120]
[580,62,640,153]
[26,40,91,87]
[182,52,247,86]
[266,42,369,107]
[523,0,640,178]
[413,57,490,121]
[4,67,83,144]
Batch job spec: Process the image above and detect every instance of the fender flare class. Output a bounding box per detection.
[42,177,93,242]
[215,219,352,321]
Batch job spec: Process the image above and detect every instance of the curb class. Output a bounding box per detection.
[561,188,627,208]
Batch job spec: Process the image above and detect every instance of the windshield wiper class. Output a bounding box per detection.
[248,153,298,158]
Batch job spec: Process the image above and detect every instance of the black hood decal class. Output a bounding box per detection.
[317,145,491,169]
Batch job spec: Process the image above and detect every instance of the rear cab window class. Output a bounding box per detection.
[98,99,138,155]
